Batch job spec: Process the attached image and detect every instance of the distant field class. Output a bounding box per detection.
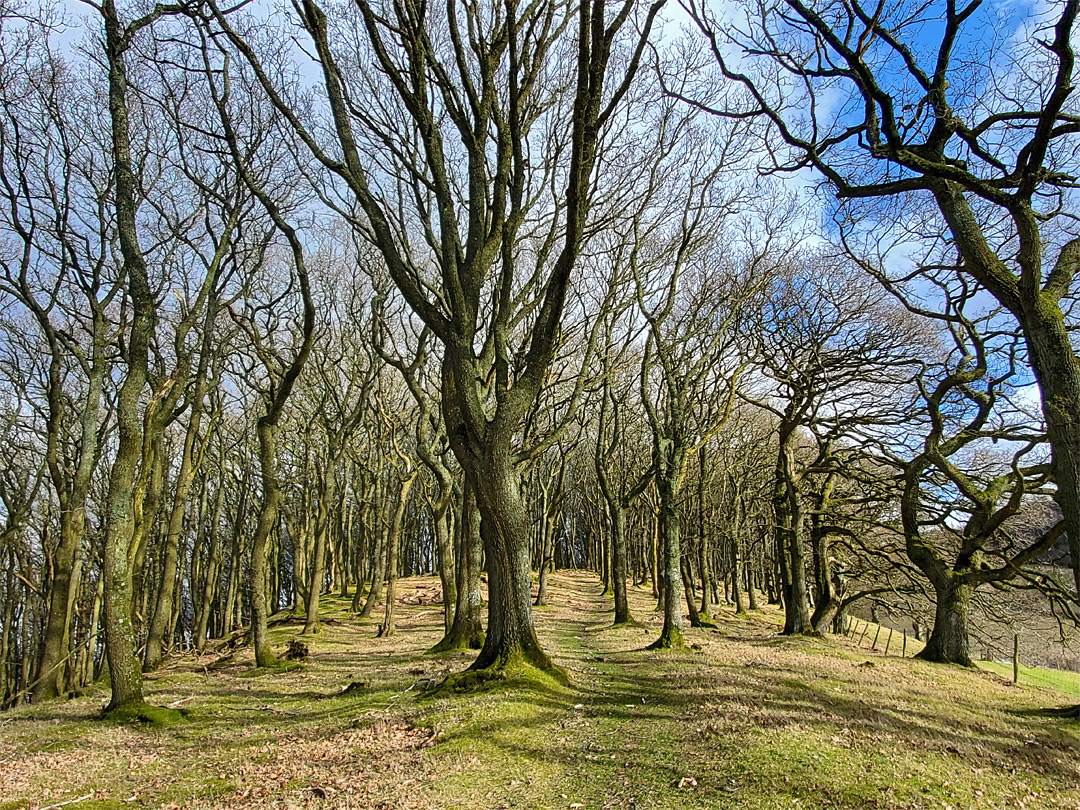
[980,659,1080,696]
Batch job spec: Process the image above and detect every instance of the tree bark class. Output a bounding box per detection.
[650,463,685,649]
[303,458,335,635]
[378,469,417,638]
[430,480,485,652]
[917,578,974,666]
[774,424,813,635]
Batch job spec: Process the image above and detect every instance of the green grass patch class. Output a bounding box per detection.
[980,659,1080,695]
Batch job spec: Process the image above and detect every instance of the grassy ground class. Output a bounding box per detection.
[979,659,1080,696]
[2,572,1080,810]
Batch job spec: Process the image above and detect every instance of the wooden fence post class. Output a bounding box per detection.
[1013,634,1020,684]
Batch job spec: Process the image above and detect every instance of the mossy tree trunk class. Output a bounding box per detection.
[917,579,974,666]
[774,421,813,635]
[32,330,104,703]
[99,0,173,713]
[649,440,687,650]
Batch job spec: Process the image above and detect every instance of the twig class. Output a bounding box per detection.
[40,791,94,810]
[383,680,420,707]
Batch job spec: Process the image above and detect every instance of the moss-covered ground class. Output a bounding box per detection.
[2,571,1079,809]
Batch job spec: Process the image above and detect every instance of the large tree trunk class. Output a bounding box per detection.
[1021,299,1080,600]
[917,578,974,666]
[809,472,839,633]
[809,531,840,633]
[466,450,554,673]
[100,0,161,714]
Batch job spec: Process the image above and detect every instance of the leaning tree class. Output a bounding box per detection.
[685,0,1080,599]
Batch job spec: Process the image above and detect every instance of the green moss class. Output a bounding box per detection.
[436,657,571,694]
[99,702,187,728]
[236,660,304,678]
[646,627,684,649]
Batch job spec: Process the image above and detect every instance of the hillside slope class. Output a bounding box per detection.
[2,571,1078,810]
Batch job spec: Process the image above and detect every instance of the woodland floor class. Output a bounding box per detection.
[3,571,1080,810]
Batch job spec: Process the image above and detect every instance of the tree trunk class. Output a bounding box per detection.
[359,476,387,619]
[433,504,456,632]
[249,419,283,668]
[303,459,335,635]
[1020,297,1080,600]
[144,403,206,669]
[611,503,632,625]
[650,468,684,649]
[809,531,839,633]
[466,452,554,673]
[697,448,714,618]
[917,578,974,666]
[774,426,813,635]
[100,0,161,713]
[378,469,417,638]
[681,557,703,628]
[746,557,759,610]
[535,484,552,606]
[431,481,485,652]
[194,478,226,651]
